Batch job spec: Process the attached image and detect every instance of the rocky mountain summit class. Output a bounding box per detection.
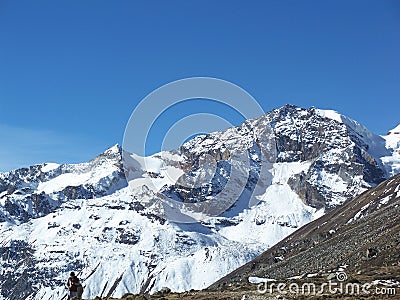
[177,104,390,210]
[0,145,126,223]
[0,105,398,300]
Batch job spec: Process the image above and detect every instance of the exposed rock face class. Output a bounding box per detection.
[170,105,387,210]
[270,105,386,209]
[0,240,37,299]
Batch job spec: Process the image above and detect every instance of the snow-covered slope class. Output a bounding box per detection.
[0,148,318,300]
[381,124,400,176]
[0,105,398,300]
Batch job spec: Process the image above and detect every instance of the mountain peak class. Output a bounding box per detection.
[104,143,121,154]
[280,103,301,110]
[314,108,342,123]
[387,124,400,135]
[95,144,122,162]
[273,104,343,124]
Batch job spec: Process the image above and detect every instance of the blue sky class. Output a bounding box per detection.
[0,0,399,171]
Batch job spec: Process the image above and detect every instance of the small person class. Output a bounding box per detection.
[66,272,83,299]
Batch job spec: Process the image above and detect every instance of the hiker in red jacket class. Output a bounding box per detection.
[66,272,80,299]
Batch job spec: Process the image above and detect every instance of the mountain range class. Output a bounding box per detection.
[0,104,399,300]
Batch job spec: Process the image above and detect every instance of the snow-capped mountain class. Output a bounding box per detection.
[0,105,398,300]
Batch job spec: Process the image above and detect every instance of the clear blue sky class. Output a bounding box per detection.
[0,0,399,171]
